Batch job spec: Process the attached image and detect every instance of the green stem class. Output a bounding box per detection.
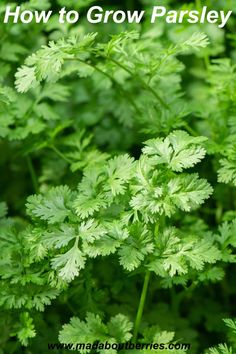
[50,145,73,164]
[67,57,142,116]
[0,236,15,244]
[26,156,39,194]
[216,203,223,224]
[108,58,169,110]
[78,58,142,116]
[204,55,210,73]
[185,123,198,137]
[133,271,151,343]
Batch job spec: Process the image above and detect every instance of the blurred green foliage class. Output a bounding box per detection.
[1,0,236,353]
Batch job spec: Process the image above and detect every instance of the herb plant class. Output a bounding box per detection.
[1,0,236,353]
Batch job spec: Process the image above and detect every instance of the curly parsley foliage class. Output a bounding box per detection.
[59,313,133,352]
[21,131,216,284]
[1,0,236,353]
[206,319,236,354]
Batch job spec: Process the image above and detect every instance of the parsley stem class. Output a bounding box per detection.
[66,57,142,116]
[204,55,210,73]
[185,124,198,137]
[77,58,142,116]
[50,145,73,164]
[0,236,15,244]
[133,270,151,343]
[26,156,39,194]
[108,57,169,110]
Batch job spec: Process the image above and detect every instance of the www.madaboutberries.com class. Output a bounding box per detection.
[48,341,191,351]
